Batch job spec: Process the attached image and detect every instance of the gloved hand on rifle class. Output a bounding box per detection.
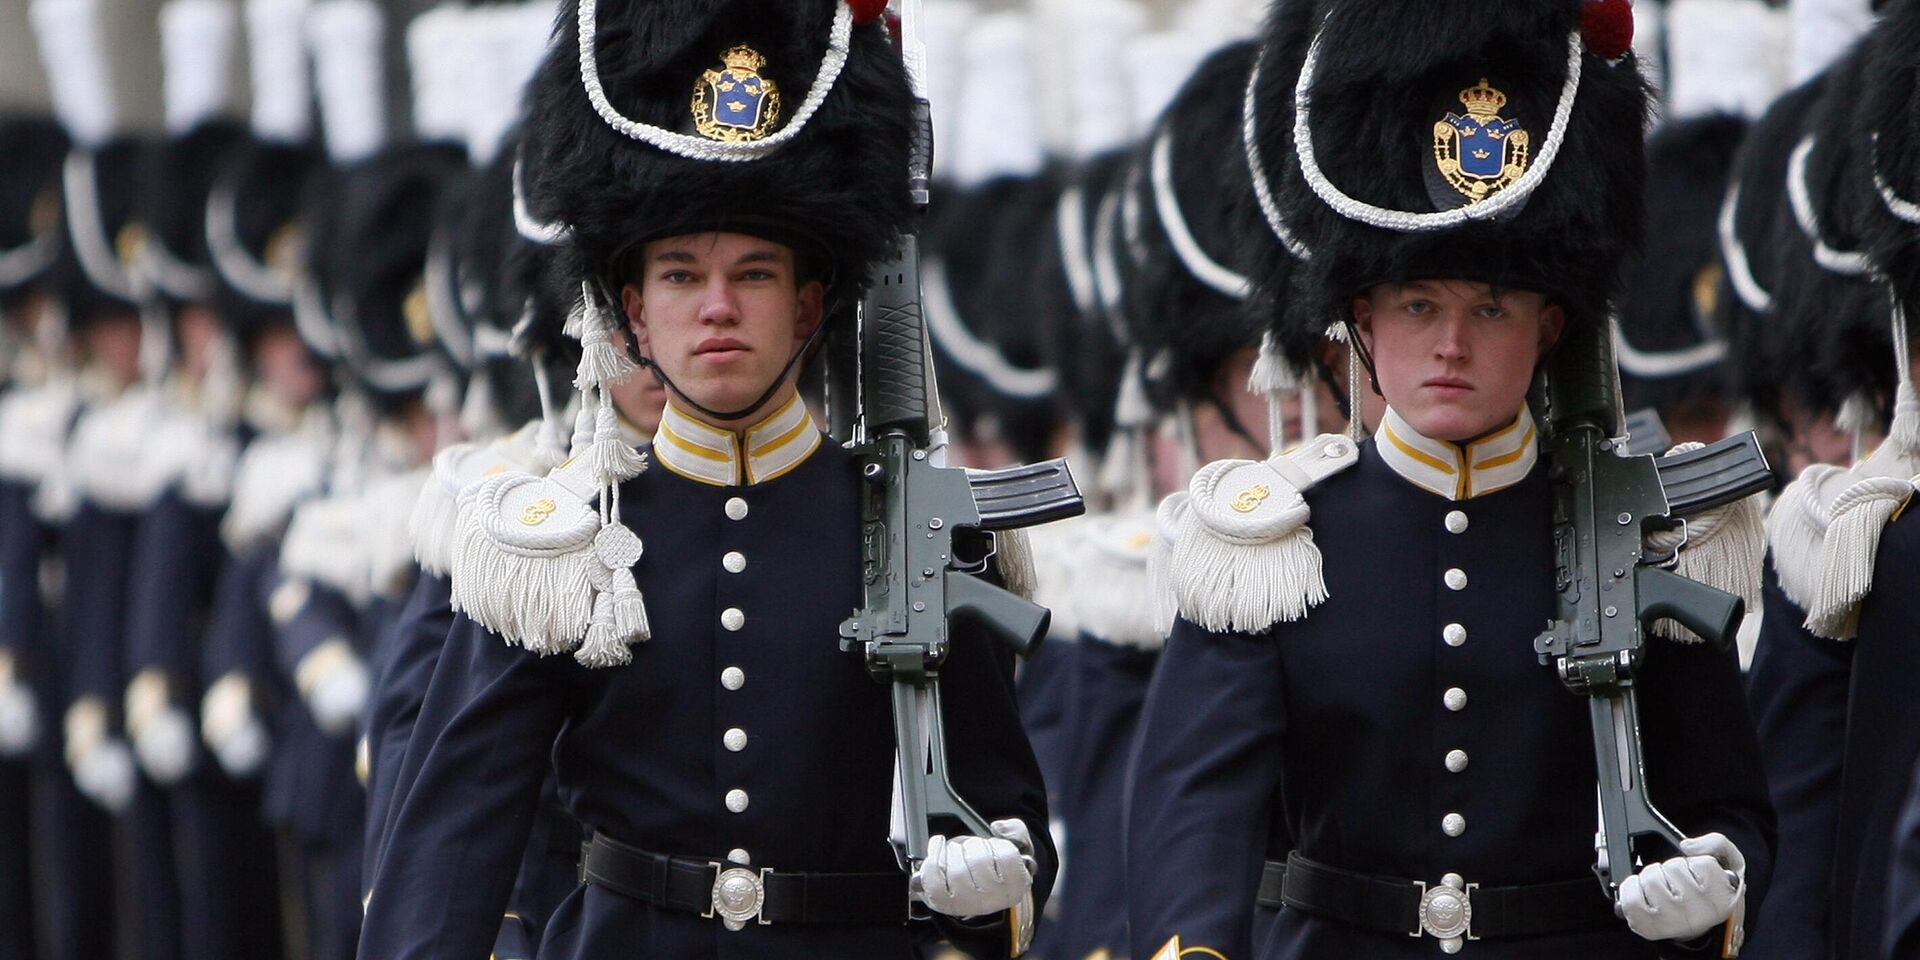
[1617,832,1746,943]
[915,818,1036,917]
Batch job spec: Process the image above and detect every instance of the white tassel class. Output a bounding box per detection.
[1765,463,1847,613]
[993,527,1038,601]
[1645,450,1766,643]
[1805,475,1915,639]
[1246,331,1301,395]
[562,289,593,340]
[573,323,634,391]
[409,444,469,576]
[1886,380,1920,460]
[586,402,648,483]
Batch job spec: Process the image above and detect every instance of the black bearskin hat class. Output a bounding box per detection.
[1128,41,1272,412]
[143,121,249,308]
[207,140,327,345]
[520,0,914,300]
[1616,114,1747,414]
[1858,0,1920,314]
[0,115,71,309]
[1037,151,1134,459]
[1253,0,1651,335]
[315,144,466,408]
[53,137,147,328]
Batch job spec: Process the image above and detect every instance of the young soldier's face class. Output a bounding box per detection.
[1352,279,1563,442]
[622,232,823,422]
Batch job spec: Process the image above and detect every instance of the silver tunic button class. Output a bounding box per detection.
[721,666,745,690]
[727,848,751,865]
[1443,623,1466,647]
[1444,568,1468,591]
[1441,872,1465,890]
[725,497,749,521]
[724,728,748,752]
[1442,812,1466,836]
[1444,687,1467,711]
[721,608,745,631]
[722,551,746,573]
[1444,510,1469,534]
[1445,749,1469,773]
[725,789,749,813]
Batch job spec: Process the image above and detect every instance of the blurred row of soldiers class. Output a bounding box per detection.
[0,0,1916,957]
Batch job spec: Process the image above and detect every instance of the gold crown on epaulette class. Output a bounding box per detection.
[1458,78,1507,117]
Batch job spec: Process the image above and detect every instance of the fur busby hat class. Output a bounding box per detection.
[52,137,147,327]
[1250,0,1651,337]
[317,145,466,410]
[1127,42,1270,416]
[1038,152,1135,461]
[1857,0,1920,313]
[143,123,249,308]
[1616,114,1747,413]
[207,141,328,347]
[519,0,915,299]
[0,115,71,308]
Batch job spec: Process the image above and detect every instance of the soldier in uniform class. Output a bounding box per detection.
[360,0,1054,957]
[1127,1,1775,957]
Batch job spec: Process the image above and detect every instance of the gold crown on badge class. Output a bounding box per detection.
[692,44,783,143]
[1432,77,1530,204]
[1456,78,1508,117]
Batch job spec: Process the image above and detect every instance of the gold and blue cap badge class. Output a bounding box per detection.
[1426,76,1532,211]
[693,45,783,143]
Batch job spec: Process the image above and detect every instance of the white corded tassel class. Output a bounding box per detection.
[993,527,1038,601]
[1298,384,1320,447]
[1247,332,1300,394]
[562,290,592,340]
[586,400,648,483]
[1645,448,1766,642]
[528,358,569,474]
[576,522,648,666]
[1806,475,1915,639]
[1886,380,1920,459]
[573,322,635,391]
[1836,392,1877,462]
[1765,463,1847,613]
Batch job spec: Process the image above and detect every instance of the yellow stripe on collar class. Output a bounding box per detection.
[652,393,822,487]
[1375,406,1538,500]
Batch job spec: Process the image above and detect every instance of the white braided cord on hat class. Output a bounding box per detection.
[1786,135,1874,276]
[512,154,570,245]
[206,176,293,305]
[0,231,60,289]
[922,256,1058,399]
[1716,178,1773,313]
[1611,314,1727,378]
[1054,186,1100,316]
[577,0,852,163]
[61,151,138,302]
[1149,126,1250,300]
[1293,29,1585,233]
[1240,44,1310,259]
[1870,134,1920,225]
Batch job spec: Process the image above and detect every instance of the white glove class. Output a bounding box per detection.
[202,674,270,777]
[209,715,270,778]
[0,681,38,756]
[297,640,369,737]
[132,708,197,784]
[915,818,1037,918]
[1618,832,1745,943]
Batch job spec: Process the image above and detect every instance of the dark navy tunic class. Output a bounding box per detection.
[1126,439,1774,959]
[1748,511,1920,960]
[360,439,1054,959]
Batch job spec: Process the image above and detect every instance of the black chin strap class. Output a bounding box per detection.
[635,321,830,424]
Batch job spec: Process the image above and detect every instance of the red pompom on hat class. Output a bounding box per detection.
[848,0,887,26]
[1581,0,1634,60]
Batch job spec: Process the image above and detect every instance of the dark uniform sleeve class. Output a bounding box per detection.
[1126,618,1285,960]
[124,496,224,728]
[356,615,572,960]
[926,601,1059,959]
[0,482,52,758]
[1638,588,1780,956]
[361,572,454,897]
[61,504,137,733]
[1887,759,1920,960]
[1740,556,1850,958]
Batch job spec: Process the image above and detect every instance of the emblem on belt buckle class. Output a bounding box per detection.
[1413,876,1476,954]
[705,864,771,930]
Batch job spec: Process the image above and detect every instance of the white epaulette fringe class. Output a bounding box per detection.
[1073,508,1164,651]
[1646,443,1767,643]
[1155,433,1360,635]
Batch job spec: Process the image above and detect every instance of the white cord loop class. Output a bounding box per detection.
[577,0,852,163]
[1149,127,1250,300]
[1786,136,1873,276]
[1241,45,1311,259]
[1870,134,1920,225]
[1293,29,1585,233]
[1716,179,1773,313]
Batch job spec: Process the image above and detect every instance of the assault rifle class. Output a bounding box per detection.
[839,0,1085,908]
[1531,319,1769,955]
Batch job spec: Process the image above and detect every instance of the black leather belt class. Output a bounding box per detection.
[1257,852,1619,942]
[580,833,907,927]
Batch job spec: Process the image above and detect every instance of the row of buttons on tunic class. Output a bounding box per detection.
[723,497,750,821]
[1442,509,1468,840]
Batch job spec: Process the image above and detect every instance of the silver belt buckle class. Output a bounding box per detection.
[1411,875,1478,954]
[704,863,772,930]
